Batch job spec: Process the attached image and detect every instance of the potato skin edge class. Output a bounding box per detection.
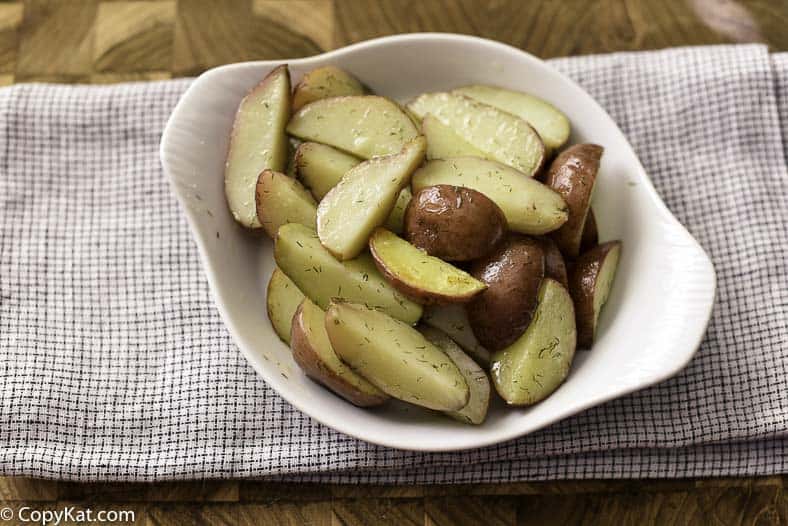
[569,241,620,349]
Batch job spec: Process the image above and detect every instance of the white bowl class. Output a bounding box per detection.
[160,33,716,452]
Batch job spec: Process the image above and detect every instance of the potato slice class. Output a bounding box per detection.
[225,65,291,229]
[580,208,599,252]
[539,237,569,289]
[292,66,365,112]
[491,279,577,405]
[274,223,422,324]
[384,186,412,234]
[454,85,570,151]
[325,302,469,411]
[411,157,568,235]
[291,298,388,406]
[369,228,487,305]
[407,92,545,176]
[545,144,603,258]
[317,137,426,260]
[569,241,621,348]
[420,326,490,424]
[255,170,317,238]
[266,267,305,345]
[287,95,419,159]
[421,114,487,160]
[295,142,361,200]
[422,304,491,368]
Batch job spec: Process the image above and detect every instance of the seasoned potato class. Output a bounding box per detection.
[545,144,603,258]
[317,137,426,260]
[454,85,571,151]
[255,170,317,238]
[411,157,568,236]
[384,187,412,234]
[422,304,491,368]
[292,66,365,112]
[407,92,545,177]
[491,278,577,405]
[274,223,422,324]
[369,228,487,305]
[420,326,490,425]
[569,241,621,348]
[290,298,388,406]
[325,301,469,411]
[404,185,506,262]
[467,236,545,350]
[226,65,291,229]
[266,268,305,345]
[580,208,599,253]
[421,114,487,160]
[295,142,360,200]
[287,95,419,159]
[539,237,569,289]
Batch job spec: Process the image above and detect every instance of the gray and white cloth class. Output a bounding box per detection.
[1,45,787,482]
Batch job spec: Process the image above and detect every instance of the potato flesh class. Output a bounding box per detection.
[491,279,577,405]
[296,142,361,200]
[317,137,426,260]
[226,66,290,229]
[274,223,422,324]
[255,170,317,238]
[422,304,491,367]
[369,228,486,303]
[293,298,386,402]
[286,95,419,159]
[292,66,365,111]
[411,157,568,235]
[420,326,490,424]
[593,243,621,332]
[407,92,544,176]
[421,114,487,160]
[454,85,570,151]
[266,268,305,345]
[325,302,469,411]
[384,186,412,234]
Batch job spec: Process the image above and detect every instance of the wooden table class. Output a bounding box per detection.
[1,1,787,524]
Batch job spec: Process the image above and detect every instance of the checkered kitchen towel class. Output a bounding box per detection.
[1,45,787,482]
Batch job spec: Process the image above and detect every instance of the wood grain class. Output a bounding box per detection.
[1,1,788,524]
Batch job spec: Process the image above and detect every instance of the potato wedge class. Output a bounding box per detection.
[287,95,419,159]
[404,184,506,261]
[266,267,305,345]
[369,228,487,305]
[454,85,570,151]
[255,170,317,238]
[422,304,491,368]
[569,241,621,348]
[225,65,291,229]
[407,92,545,176]
[384,186,412,234]
[325,302,469,411]
[274,223,422,324]
[291,298,388,406]
[411,157,568,235]
[420,326,490,424]
[580,208,599,253]
[539,237,569,289]
[421,114,487,160]
[317,137,426,260]
[491,278,577,405]
[295,142,360,200]
[545,144,603,258]
[292,66,365,112]
[467,236,545,350]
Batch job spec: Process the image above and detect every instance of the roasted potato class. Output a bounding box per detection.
[467,236,545,350]
[225,65,290,229]
[569,241,622,348]
[317,137,426,260]
[295,142,360,200]
[404,185,506,262]
[266,267,305,344]
[290,298,388,406]
[490,278,577,405]
[539,237,569,289]
[292,66,365,112]
[255,170,317,239]
[411,157,568,235]
[326,301,469,411]
[545,144,603,258]
[421,114,487,160]
[369,228,487,305]
[422,304,491,368]
[580,208,599,253]
[274,223,422,324]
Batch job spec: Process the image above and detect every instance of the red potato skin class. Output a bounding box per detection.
[545,144,603,258]
[580,208,599,253]
[404,185,507,262]
[569,241,621,349]
[290,303,388,407]
[538,237,569,289]
[467,236,545,351]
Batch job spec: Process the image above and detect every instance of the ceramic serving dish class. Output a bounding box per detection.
[160,33,716,451]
